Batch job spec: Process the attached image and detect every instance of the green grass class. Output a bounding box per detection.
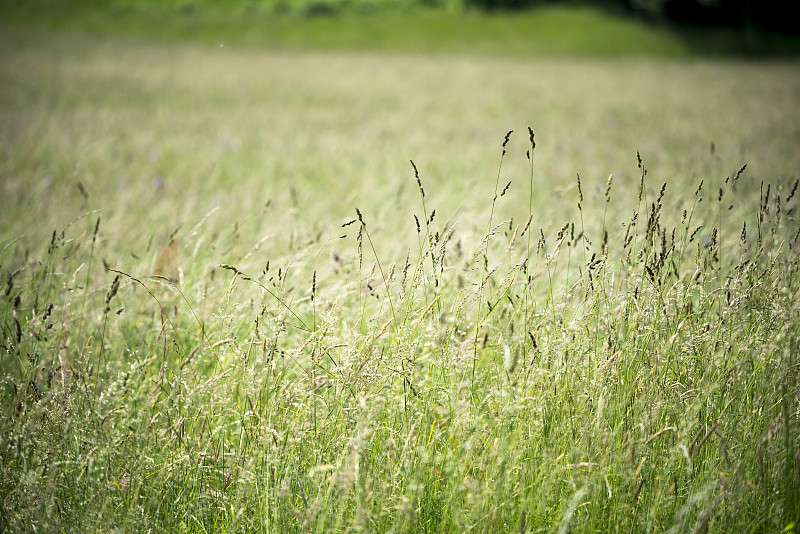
[4,3,800,58]
[2,20,800,533]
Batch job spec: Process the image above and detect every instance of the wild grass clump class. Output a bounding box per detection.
[2,130,799,532]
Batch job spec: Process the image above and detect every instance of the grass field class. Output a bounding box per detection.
[2,11,800,533]
[5,3,800,58]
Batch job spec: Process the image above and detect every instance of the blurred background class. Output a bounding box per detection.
[1,0,799,57]
[2,0,800,269]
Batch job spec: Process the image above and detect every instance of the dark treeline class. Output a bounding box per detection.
[470,0,797,35]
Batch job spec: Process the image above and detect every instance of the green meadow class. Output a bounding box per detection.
[2,7,800,532]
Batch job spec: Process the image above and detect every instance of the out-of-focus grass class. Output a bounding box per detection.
[2,26,799,258]
[7,4,799,59]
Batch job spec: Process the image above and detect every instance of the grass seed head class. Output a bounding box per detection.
[410,159,424,197]
[733,163,746,183]
[92,217,100,244]
[502,130,513,155]
[605,174,613,203]
[637,152,646,202]
[786,178,799,204]
[695,179,704,196]
[521,215,532,237]
[104,274,120,313]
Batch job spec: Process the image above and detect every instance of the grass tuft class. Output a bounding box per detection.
[2,133,800,531]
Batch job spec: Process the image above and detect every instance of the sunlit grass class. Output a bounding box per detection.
[1,24,800,533]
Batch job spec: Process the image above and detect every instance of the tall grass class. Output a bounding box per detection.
[2,127,798,532]
[2,22,800,533]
